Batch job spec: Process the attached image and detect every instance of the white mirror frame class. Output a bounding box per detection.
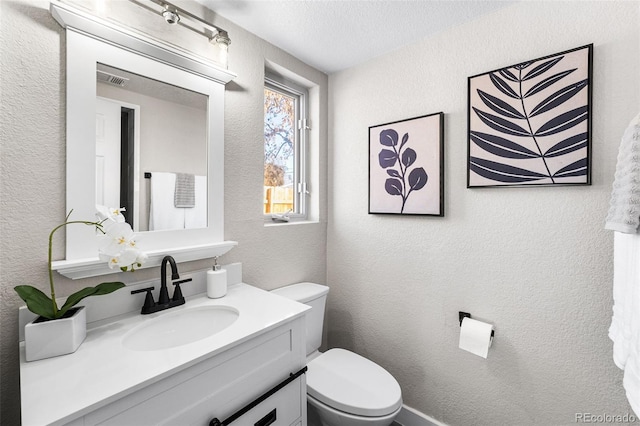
[50,1,237,279]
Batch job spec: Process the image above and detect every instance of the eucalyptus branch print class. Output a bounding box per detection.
[369,113,443,216]
[468,45,592,186]
[378,129,428,213]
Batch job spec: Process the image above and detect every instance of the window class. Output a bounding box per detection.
[263,75,308,219]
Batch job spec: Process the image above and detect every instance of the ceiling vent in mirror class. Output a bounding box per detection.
[97,69,129,87]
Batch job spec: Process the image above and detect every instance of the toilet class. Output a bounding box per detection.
[271,283,402,426]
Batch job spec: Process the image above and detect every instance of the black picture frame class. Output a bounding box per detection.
[369,112,444,216]
[467,44,593,188]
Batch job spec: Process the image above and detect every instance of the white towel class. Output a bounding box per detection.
[149,172,185,231]
[605,113,640,233]
[185,175,207,229]
[609,232,640,416]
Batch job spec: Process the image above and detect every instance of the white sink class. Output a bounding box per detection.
[122,306,239,351]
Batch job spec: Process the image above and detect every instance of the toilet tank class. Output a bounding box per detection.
[271,282,329,356]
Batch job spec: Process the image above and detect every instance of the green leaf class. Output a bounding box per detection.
[59,282,125,317]
[14,286,56,319]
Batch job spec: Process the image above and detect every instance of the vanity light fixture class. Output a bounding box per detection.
[212,30,231,49]
[144,0,231,47]
[162,5,180,25]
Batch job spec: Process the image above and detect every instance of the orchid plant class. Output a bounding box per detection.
[14,207,147,320]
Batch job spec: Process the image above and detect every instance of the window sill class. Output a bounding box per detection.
[264,219,319,227]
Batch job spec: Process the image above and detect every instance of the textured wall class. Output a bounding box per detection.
[0,1,327,423]
[327,2,639,425]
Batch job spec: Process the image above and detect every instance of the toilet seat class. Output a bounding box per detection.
[306,348,402,417]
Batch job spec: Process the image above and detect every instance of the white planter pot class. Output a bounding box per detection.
[24,306,87,362]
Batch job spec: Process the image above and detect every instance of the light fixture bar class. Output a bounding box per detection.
[144,0,230,45]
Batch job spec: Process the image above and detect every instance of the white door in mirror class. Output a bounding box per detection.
[95,97,122,208]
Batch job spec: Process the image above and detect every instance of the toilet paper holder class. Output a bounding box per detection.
[459,311,495,338]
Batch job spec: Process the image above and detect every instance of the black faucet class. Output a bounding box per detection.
[130,255,192,315]
[159,255,180,304]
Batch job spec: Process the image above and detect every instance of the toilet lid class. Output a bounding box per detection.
[306,348,402,417]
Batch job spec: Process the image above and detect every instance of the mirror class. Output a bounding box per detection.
[95,63,208,232]
[51,1,237,277]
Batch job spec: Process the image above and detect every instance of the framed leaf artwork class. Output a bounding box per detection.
[369,112,444,216]
[467,44,593,187]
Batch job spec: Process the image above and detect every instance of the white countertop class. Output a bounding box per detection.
[19,283,309,426]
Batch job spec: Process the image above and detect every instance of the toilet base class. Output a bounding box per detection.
[307,394,401,426]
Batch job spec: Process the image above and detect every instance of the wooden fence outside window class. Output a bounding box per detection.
[264,186,294,214]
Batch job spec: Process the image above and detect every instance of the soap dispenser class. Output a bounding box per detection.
[207,257,227,298]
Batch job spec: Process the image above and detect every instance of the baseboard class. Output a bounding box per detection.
[395,405,447,426]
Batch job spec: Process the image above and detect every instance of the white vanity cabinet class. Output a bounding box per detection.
[20,283,310,426]
[71,316,306,426]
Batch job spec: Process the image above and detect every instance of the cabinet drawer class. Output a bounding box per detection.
[217,375,304,426]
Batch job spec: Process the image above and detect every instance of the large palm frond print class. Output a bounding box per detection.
[467,45,592,187]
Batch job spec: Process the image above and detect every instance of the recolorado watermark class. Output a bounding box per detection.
[575,413,637,423]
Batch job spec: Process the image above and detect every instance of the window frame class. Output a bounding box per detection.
[264,73,309,221]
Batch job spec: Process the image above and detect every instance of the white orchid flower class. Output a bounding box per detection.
[99,222,135,254]
[103,248,137,270]
[135,251,148,265]
[106,255,121,269]
[94,207,145,271]
[95,205,126,223]
[117,247,140,268]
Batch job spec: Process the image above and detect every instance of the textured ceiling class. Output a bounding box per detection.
[193,0,514,73]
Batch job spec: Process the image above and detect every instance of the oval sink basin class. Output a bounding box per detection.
[122,306,239,351]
